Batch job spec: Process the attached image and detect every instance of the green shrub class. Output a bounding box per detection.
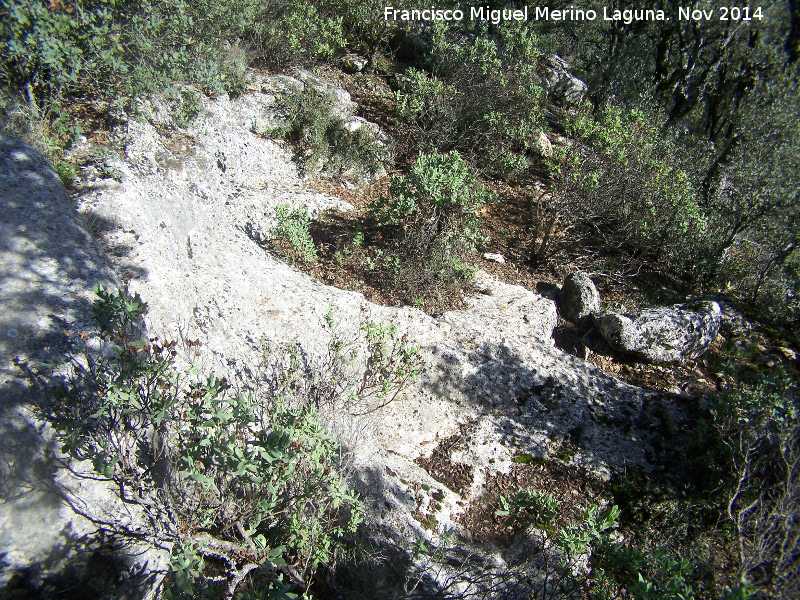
[258,304,422,418]
[41,285,422,597]
[54,159,76,187]
[491,491,757,600]
[710,366,800,596]
[496,488,559,528]
[271,204,317,264]
[592,543,698,600]
[167,87,202,128]
[43,283,368,597]
[272,84,391,183]
[252,1,345,69]
[395,68,459,147]
[368,150,494,307]
[2,0,129,102]
[371,149,491,228]
[176,380,362,576]
[539,104,709,273]
[0,0,256,170]
[396,21,547,179]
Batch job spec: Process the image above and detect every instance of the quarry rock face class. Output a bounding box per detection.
[0,134,169,599]
[71,77,683,541]
[2,75,702,595]
[594,301,722,364]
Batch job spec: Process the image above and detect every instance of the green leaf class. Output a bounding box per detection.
[189,472,214,489]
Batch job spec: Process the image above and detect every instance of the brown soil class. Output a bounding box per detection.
[459,454,608,546]
[413,431,473,497]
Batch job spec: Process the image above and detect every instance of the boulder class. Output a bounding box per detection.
[340,53,367,73]
[482,252,506,264]
[531,131,553,158]
[542,54,588,106]
[559,271,600,325]
[0,134,170,598]
[594,301,722,364]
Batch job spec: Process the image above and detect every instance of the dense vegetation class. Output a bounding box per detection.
[3,0,799,598]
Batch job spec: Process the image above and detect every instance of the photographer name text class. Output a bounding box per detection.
[383,5,764,24]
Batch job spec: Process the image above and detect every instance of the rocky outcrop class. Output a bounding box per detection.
[594,301,722,364]
[186,70,392,186]
[542,54,588,106]
[558,271,600,325]
[0,76,706,595]
[0,134,170,598]
[71,75,686,501]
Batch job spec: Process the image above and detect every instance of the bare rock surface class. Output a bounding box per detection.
[5,77,701,593]
[68,80,687,557]
[595,301,722,364]
[0,134,169,598]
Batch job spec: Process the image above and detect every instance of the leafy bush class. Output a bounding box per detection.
[251,0,345,69]
[368,150,495,308]
[272,84,391,183]
[491,491,756,600]
[2,0,130,102]
[592,543,699,600]
[271,204,317,264]
[711,365,800,597]
[44,283,371,597]
[258,304,422,418]
[36,282,424,596]
[395,68,459,148]
[167,86,202,128]
[538,104,709,274]
[0,0,258,176]
[396,21,547,179]
[321,308,422,416]
[54,159,76,187]
[496,488,559,528]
